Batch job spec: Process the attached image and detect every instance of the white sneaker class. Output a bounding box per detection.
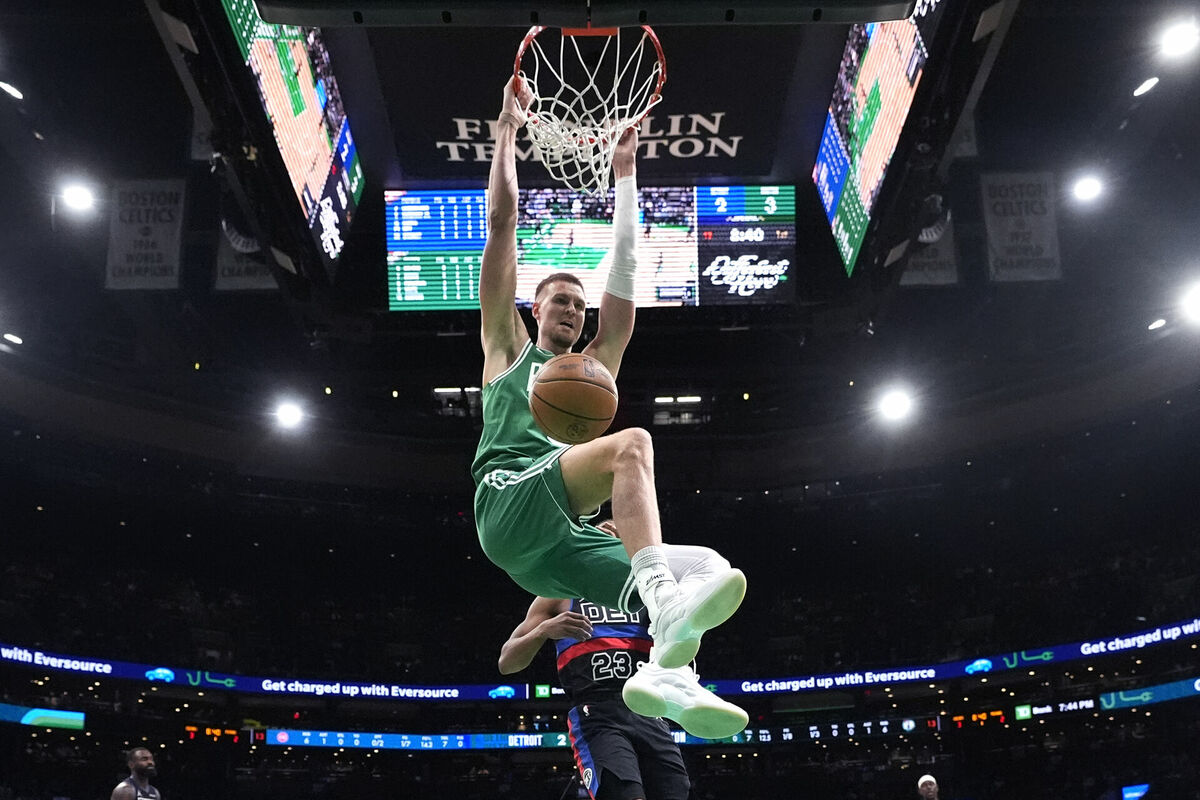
[622,662,749,740]
[649,568,746,669]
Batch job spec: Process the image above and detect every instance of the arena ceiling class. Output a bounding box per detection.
[0,0,1197,488]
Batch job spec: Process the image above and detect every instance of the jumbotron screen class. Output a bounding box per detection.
[384,184,796,311]
[220,0,364,263]
[812,8,945,275]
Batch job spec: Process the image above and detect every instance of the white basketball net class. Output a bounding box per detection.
[518,26,665,195]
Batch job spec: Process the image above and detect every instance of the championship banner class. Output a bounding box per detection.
[980,172,1062,282]
[214,234,277,291]
[105,178,186,290]
[901,216,959,286]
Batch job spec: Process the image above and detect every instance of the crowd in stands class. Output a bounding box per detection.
[3,439,1199,689]
[3,704,1199,799]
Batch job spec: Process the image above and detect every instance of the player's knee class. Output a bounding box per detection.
[664,544,730,582]
[698,546,731,572]
[613,427,654,469]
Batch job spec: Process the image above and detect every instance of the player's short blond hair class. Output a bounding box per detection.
[535,272,584,300]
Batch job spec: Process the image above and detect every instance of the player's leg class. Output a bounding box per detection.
[661,544,732,590]
[615,547,750,736]
[558,427,659,557]
[475,454,647,613]
[628,716,691,800]
[567,704,648,800]
[559,431,746,668]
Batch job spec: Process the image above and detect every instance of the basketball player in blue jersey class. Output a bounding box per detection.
[474,78,747,672]
[500,586,748,799]
[111,747,161,800]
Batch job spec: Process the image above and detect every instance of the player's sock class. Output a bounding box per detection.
[631,545,678,617]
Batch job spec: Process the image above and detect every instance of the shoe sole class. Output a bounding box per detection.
[622,682,749,740]
[655,568,747,669]
[678,701,750,740]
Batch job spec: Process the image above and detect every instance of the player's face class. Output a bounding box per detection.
[534,281,586,351]
[918,782,937,799]
[131,749,157,778]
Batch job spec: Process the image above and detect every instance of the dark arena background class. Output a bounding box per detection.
[2,1,1200,798]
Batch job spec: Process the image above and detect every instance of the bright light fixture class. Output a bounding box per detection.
[61,184,96,211]
[1133,77,1159,96]
[0,81,22,100]
[1182,283,1200,323]
[675,396,702,404]
[275,402,304,429]
[1147,319,1167,331]
[1072,176,1103,202]
[654,396,675,404]
[3,333,22,345]
[879,389,913,421]
[1161,19,1199,58]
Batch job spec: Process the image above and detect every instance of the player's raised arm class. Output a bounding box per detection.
[584,127,639,379]
[480,79,534,384]
[498,597,588,674]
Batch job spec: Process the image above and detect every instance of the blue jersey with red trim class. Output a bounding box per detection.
[555,599,652,701]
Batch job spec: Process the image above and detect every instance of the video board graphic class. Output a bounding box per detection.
[384,184,795,311]
[220,0,363,263]
[3,614,1197,703]
[813,18,932,275]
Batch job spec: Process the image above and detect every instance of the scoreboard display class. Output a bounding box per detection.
[264,718,938,752]
[385,191,488,311]
[219,0,364,264]
[812,9,946,275]
[384,184,795,311]
[268,729,571,751]
[696,186,795,305]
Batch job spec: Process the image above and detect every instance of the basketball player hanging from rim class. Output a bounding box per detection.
[471,77,747,676]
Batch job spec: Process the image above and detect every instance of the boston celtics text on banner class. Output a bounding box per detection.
[105,179,186,290]
[980,172,1062,282]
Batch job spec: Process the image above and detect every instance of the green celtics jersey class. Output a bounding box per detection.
[471,340,559,485]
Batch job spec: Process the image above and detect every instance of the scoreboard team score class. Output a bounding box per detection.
[384,185,796,311]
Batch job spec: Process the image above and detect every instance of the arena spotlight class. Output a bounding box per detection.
[878,389,914,421]
[3,333,23,345]
[1160,19,1199,58]
[0,81,22,100]
[1072,175,1103,202]
[1181,283,1200,324]
[60,183,96,212]
[275,402,304,429]
[1147,319,1167,331]
[1133,77,1159,96]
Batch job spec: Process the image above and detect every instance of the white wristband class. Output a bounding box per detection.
[605,176,639,301]
[497,110,526,129]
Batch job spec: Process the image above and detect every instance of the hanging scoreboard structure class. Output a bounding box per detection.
[812,2,950,275]
[219,0,364,265]
[384,184,796,311]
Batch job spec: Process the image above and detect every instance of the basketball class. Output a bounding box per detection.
[530,353,618,444]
